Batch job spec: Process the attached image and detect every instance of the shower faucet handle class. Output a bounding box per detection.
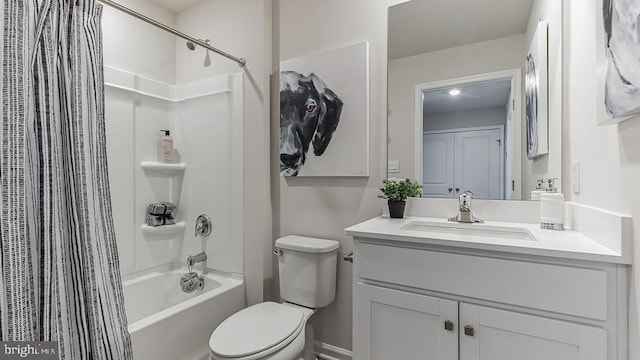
[195,214,212,237]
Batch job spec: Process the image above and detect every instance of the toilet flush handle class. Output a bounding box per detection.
[273,249,283,256]
[343,252,354,263]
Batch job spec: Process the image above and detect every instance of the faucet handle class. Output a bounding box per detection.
[195,214,212,237]
[459,190,474,210]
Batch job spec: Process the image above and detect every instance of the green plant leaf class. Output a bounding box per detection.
[378,178,422,201]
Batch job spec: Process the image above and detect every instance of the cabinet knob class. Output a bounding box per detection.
[444,320,454,331]
[455,187,460,192]
[448,187,453,192]
[464,325,474,336]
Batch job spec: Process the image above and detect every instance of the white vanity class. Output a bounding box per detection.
[346,202,631,360]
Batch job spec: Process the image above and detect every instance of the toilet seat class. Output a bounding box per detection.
[209,302,305,359]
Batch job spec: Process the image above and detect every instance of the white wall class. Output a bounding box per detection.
[424,107,507,132]
[522,0,563,193]
[104,68,243,276]
[388,35,526,181]
[276,0,406,351]
[102,0,177,275]
[102,0,176,84]
[174,75,244,276]
[175,0,272,305]
[103,0,246,279]
[567,0,639,356]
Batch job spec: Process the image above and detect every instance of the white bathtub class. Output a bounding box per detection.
[122,265,245,360]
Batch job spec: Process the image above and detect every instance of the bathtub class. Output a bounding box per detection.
[122,264,245,360]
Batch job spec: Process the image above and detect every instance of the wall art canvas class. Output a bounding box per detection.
[596,0,640,124]
[280,42,369,177]
[525,21,549,159]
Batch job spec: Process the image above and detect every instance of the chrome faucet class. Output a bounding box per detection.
[195,214,212,237]
[187,252,207,267]
[181,252,207,293]
[448,190,484,223]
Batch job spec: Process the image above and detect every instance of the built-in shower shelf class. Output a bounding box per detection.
[141,221,186,236]
[140,161,186,177]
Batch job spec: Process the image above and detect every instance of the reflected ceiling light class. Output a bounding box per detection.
[449,89,461,96]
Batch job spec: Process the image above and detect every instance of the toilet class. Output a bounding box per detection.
[209,235,339,360]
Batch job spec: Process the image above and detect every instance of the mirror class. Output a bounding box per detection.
[387,0,563,200]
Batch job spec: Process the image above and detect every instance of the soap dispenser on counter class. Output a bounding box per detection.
[530,179,545,201]
[539,178,564,230]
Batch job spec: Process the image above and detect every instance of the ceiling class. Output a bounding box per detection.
[423,79,511,115]
[388,0,534,60]
[148,0,207,13]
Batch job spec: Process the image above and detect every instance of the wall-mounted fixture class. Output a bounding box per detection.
[187,39,212,67]
[195,214,212,237]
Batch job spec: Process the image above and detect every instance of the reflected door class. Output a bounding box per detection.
[454,129,503,199]
[423,128,503,199]
[422,133,455,198]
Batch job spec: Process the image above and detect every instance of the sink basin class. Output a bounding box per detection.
[400,221,536,241]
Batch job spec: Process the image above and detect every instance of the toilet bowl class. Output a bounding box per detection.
[209,236,339,360]
[209,302,314,360]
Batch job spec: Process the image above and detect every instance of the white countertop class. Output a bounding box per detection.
[345,216,629,264]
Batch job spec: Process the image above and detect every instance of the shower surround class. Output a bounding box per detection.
[103,67,244,277]
[101,1,246,357]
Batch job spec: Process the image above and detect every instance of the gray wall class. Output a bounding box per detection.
[387,35,525,181]
[273,0,405,351]
[424,107,507,132]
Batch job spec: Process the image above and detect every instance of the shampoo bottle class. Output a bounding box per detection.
[159,130,174,164]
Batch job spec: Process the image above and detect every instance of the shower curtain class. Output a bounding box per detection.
[0,0,132,359]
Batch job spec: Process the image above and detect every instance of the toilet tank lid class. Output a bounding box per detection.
[276,235,339,253]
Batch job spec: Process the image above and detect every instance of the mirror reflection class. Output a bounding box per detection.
[421,77,516,200]
[387,0,563,201]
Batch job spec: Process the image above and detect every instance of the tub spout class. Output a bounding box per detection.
[187,252,207,267]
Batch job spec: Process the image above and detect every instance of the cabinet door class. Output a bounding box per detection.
[459,303,606,360]
[354,283,457,360]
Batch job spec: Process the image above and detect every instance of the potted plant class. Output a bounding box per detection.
[378,178,422,218]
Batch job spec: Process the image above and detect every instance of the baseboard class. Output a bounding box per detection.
[314,341,353,360]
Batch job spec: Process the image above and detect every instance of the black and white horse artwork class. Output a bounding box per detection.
[603,0,640,118]
[280,71,344,176]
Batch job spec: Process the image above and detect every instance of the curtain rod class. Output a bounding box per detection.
[98,0,246,68]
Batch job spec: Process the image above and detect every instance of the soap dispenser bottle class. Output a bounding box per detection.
[530,179,545,201]
[159,130,174,164]
[539,178,564,230]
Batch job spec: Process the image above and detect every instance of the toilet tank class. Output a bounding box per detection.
[275,235,339,309]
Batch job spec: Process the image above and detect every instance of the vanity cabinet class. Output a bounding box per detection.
[352,240,625,360]
[356,283,604,360]
[458,303,604,360]
[356,283,458,360]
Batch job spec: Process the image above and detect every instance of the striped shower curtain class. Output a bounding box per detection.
[0,0,132,359]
